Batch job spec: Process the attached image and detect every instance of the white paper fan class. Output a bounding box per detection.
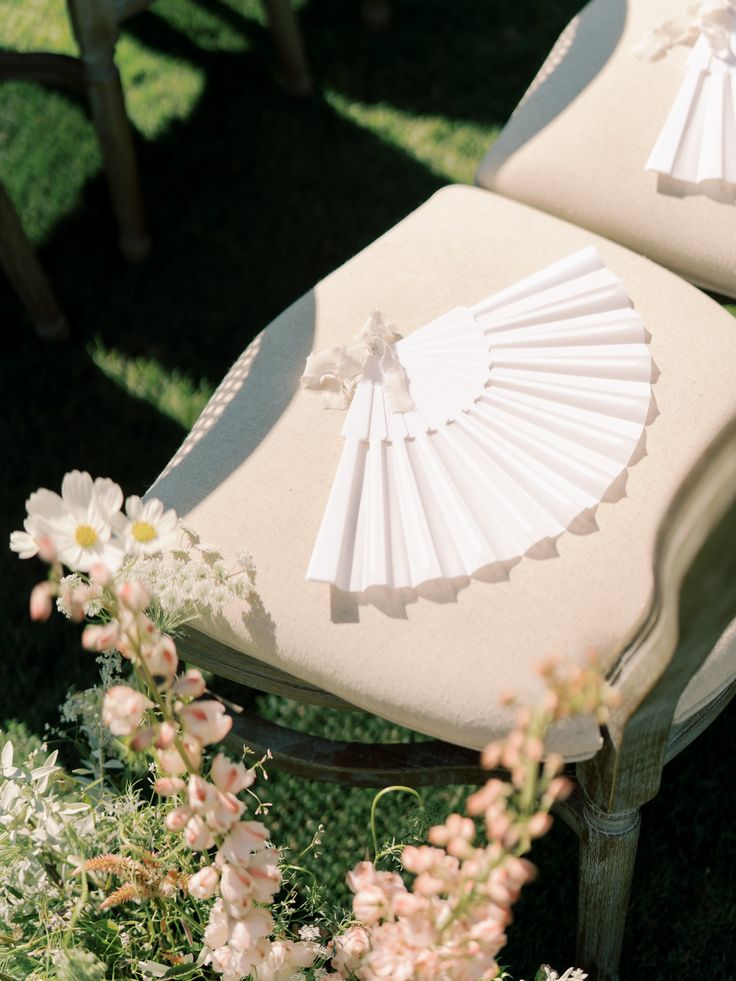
[645,16,736,191]
[305,246,651,593]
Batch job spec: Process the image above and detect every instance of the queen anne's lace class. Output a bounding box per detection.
[635,0,735,61]
[301,310,415,413]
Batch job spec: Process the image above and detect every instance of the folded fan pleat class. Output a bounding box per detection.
[646,21,736,188]
[307,247,652,591]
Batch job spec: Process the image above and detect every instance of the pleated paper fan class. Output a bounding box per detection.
[304,246,652,593]
[645,15,736,192]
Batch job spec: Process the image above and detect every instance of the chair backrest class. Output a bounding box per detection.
[581,409,736,810]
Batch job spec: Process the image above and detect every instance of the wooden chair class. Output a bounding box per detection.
[0,181,69,340]
[0,0,313,271]
[147,185,736,981]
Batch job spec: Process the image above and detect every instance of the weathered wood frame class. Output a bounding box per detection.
[174,413,736,981]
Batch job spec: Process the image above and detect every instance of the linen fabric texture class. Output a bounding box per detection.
[149,187,736,760]
[476,0,736,298]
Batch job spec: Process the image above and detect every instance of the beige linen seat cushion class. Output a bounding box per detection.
[476,0,736,299]
[150,186,736,761]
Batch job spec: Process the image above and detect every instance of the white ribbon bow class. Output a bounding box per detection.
[635,0,735,61]
[301,310,415,413]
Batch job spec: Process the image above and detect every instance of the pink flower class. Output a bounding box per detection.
[218,821,269,863]
[331,925,370,974]
[179,700,232,745]
[229,907,273,951]
[219,862,256,905]
[173,668,206,699]
[155,721,177,749]
[185,814,215,851]
[154,776,186,797]
[188,774,219,812]
[157,735,202,775]
[164,805,192,832]
[247,848,282,902]
[101,685,152,736]
[118,579,150,611]
[211,753,255,795]
[188,865,220,899]
[204,899,230,949]
[206,791,245,833]
[144,634,178,682]
[352,885,389,925]
[346,860,376,893]
[82,621,120,652]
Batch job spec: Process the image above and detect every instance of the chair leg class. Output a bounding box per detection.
[576,801,641,981]
[0,183,69,340]
[262,0,314,98]
[67,0,150,261]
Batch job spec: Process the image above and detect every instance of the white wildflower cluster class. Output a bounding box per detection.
[0,741,94,922]
[123,531,252,629]
[56,573,104,619]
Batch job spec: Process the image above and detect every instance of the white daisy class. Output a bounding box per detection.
[119,495,178,557]
[28,470,125,573]
[9,514,46,559]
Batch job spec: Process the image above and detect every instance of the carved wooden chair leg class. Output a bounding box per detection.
[576,799,641,981]
[67,0,150,261]
[0,183,69,340]
[361,0,392,31]
[262,0,314,98]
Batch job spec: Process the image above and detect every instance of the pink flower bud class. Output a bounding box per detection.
[82,621,120,652]
[345,860,376,894]
[528,812,553,839]
[118,580,150,611]
[145,635,178,683]
[89,563,112,586]
[102,686,152,736]
[188,774,218,812]
[157,735,202,775]
[165,805,192,831]
[179,700,232,746]
[219,862,255,905]
[210,753,255,795]
[173,669,206,699]
[29,582,53,622]
[246,848,281,902]
[187,865,220,899]
[156,722,177,749]
[206,791,245,833]
[185,814,215,851]
[154,777,186,796]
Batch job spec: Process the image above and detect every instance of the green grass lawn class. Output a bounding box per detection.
[1,1,735,977]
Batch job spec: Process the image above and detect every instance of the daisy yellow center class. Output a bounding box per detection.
[75,524,98,548]
[132,520,157,543]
